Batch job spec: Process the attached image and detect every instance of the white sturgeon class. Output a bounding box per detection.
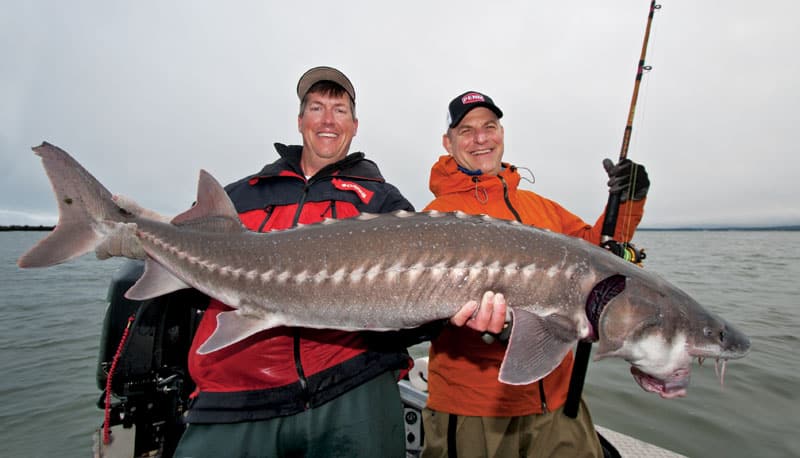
[18,142,751,398]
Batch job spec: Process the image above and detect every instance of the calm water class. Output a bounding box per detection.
[1,230,798,457]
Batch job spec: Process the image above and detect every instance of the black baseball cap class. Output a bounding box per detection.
[297,66,356,102]
[447,91,503,128]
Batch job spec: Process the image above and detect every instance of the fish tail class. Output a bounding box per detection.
[17,142,122,268]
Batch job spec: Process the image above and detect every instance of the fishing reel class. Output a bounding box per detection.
[601,240,646,265]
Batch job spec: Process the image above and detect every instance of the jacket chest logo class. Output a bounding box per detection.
[331,178,374,204]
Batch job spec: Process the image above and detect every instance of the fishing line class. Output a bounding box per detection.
[565,0,662,419]
[621,9,661,240]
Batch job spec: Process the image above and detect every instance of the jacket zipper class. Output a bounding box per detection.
[294,328,311,409]
[318,200,337,219]
[251,201,312,403]
[499,175,549,412]
[538,380,549,413]
[254,166,372,407]
[285,176,352,407]
[290,181,311,228]
[290,176,336,226]
[290,181,312,406]
[498,175,523,223]
[256,205,275,232]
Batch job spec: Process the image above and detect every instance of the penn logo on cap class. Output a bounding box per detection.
[447,90,503,129]
[462,93,486,104]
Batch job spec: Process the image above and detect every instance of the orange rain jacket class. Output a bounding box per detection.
[423,155,646,417]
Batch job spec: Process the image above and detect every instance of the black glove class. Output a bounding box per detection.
[603,158,650,202]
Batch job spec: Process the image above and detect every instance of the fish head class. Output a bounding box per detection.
[591,273,751,399]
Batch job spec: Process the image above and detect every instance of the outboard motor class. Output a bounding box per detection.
[94,260,206,457]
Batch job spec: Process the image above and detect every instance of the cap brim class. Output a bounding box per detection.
[297,66,356,101]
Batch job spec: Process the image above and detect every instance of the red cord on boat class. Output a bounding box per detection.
[103,314,136,445]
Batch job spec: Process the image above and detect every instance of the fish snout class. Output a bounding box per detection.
[704,323,751,359]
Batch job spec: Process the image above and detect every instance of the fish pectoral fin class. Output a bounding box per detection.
[124,259,191,300]
[499,309,578,385]
[196,310,285,355]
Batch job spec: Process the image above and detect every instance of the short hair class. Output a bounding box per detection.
[299,81,357,120]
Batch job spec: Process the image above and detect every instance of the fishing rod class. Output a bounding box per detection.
[564,0,660,419]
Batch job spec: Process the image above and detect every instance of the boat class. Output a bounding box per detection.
[93,260,686,457]
[399,359,687,458]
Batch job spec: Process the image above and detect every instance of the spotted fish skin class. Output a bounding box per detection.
[18,142,751,397]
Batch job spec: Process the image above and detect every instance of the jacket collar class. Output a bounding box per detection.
[428,155,521,198]
[252,143,381,182]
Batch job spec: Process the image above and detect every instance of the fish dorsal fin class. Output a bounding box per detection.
[196,309,289,355]
[124,259,192,300]
[171,170,242,229]
[499,309,579,385]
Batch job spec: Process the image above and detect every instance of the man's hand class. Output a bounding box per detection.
[95,195,171,260]
[603,158,650,202]
[451,291,508,336]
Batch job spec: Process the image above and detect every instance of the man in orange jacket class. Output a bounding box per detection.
[421,91,650,458]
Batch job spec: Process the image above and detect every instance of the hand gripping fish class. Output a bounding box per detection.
[18,142,750,399]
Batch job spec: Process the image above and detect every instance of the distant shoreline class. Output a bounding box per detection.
[2,224,799,232]
[638,225,800,232]
[0,225,55,231]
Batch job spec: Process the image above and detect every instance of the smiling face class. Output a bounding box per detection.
[443,107,504,176]
[298,89,358,177]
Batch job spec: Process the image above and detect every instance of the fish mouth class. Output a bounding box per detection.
[630,366,690,399]
[631,354,736,399]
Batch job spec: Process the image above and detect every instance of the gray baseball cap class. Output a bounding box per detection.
[296,66,356,101]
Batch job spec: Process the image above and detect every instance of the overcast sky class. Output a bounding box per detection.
[2,1,798,228]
